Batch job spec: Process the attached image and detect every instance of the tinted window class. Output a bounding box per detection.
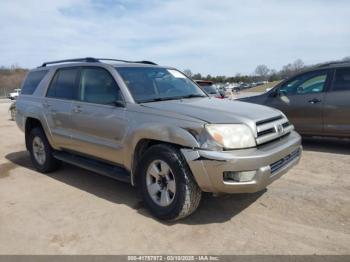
[116,67,206,103]
[47,68,79,99]
[333,68,350,91]
[279,70,327,95]
[21,70,48,95]
[79,67,122,105]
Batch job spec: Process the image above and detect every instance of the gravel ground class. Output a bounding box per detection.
[0,101,349,255]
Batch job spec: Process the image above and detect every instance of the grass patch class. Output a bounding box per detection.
[245,80,281,92]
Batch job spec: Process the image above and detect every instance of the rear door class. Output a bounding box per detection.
[268,70,331,135]
[323,67,350,137]
[70,66,128,164]
[44,67,79,149]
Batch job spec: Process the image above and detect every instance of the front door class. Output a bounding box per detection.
[323,67,350,137]
[70,66,128,165]
[268,70,330,135]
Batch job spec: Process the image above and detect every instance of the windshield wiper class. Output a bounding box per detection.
[139,94,207,103]
[139,97,184,103]
[177,94,207,99]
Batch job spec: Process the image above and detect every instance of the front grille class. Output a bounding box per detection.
[270,148,301,174]
[255,115,294,145]
[257,128,275,137]
[282,122,291,128]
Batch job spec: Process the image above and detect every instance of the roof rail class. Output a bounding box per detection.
[40,57,157,67]
[317,61,350,68]
[41,57,99,67]
[96,58,157,65]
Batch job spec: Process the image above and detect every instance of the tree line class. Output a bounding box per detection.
[184,56,350,83]
[0,65,28,97]
[0,56,349,96]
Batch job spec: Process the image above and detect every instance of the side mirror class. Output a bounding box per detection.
[114,100,126,107]
[269,88,280,97]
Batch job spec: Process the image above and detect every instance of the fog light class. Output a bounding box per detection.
[223,171,257,182]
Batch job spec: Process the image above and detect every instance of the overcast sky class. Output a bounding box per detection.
[0,0,349,75]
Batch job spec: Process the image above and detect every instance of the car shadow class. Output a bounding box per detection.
[302,136,350,155]
[5,150,265,225]
[175,190,265,225]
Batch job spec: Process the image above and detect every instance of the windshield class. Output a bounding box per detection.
[202,85,218,94]
[116,67,207,103]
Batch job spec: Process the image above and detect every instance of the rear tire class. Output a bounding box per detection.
[28,127,61,173]
[139,144,202,220]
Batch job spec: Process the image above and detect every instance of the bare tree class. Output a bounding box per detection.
[292,59,305,71]
[254,64,270,80]
[183,69,193,78]
[342,56,350,62]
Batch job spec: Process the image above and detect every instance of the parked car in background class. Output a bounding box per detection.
[8,88,21,100]
[16,57,301,220]
[232,87,241,93]
[194,80,225,99]
[9,101,16,121]
[239,83,251,89]
[239,61,350,137]
[217,85,228,97]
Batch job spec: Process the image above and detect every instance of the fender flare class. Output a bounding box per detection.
[125,123,200,185]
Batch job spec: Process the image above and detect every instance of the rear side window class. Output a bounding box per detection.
[47,68,79,100]
[332,68,350,91]
[202,85,218,94]
[21,70,48,95]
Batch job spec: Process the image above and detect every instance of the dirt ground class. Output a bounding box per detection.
[0,101,349,255]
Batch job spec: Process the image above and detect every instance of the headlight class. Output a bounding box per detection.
[204,124,256,149]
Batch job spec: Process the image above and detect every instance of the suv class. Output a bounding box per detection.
[16,58,302,220]
[239,62,350,137]
[194,80,225,99]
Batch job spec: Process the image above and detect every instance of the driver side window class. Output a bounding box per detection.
[279,70,328,95]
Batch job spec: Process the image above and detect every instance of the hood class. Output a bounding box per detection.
[141,97,282,124]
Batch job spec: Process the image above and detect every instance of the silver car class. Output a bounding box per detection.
[16,58,302,220]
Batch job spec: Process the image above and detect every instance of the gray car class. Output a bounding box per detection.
[239,62,350,137]
[16,58,301,220]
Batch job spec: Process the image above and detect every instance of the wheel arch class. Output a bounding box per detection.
[24,117,57,151]
[25,117,44,150]
[127,125,200,186]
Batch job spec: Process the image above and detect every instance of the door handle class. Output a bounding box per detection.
[73,105,82,113]
[308,98,321,104]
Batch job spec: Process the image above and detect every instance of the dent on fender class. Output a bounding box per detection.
[193,156,227,162]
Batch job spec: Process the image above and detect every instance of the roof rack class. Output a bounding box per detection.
[96,58,157,65]
[317,61,350,68]
[41,57,99,67]
[40,57,157,67]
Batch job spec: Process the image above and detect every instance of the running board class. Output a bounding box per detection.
[53,151,131,183]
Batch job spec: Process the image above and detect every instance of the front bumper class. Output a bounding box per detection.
[181,131,302,193]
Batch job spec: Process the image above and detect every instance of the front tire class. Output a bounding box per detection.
[28,127,61,173]
[139,144,202,220]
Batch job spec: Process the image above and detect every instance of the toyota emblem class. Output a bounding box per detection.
[276,124,284,134]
